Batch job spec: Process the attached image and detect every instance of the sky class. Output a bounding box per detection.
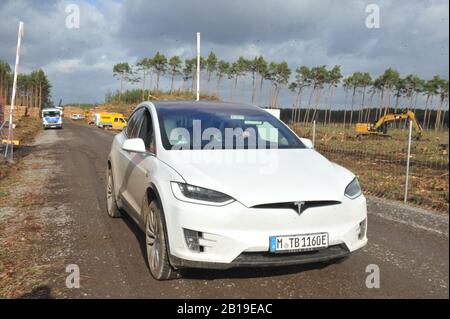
[0,0,448,108]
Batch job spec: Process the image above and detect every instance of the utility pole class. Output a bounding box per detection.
[196,32,200,101]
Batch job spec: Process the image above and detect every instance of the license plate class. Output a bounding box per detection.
[269,233,329,253]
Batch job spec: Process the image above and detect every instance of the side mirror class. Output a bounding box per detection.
[300,138,314,149]
[122,138,146,153]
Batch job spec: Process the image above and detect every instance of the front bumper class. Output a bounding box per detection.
[43,123,62,128]
[170,244,351,269]
[162,191,368,269]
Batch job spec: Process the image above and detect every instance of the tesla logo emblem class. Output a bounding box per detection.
[294,201,306,215]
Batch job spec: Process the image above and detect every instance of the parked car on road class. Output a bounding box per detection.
[106,101,368,280]
[71,113,84,120]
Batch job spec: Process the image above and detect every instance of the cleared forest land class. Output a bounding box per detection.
[292,123,449,212]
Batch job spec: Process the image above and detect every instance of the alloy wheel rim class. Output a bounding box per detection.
[146,208,160,271]
[106,171,113,212]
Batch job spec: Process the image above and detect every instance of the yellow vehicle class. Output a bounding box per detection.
[96,112,127,131]
[355,111,423,138]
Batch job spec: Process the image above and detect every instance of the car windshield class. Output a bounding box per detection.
[44,111,60,117]
[157,105,305,150]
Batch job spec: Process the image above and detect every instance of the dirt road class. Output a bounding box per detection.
[7,122,449,298]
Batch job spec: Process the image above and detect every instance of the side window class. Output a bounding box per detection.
[138,111,155,152]
[127,108,144,138]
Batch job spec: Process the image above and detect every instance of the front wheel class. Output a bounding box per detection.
[145,199,180,280]
[106,166,121,218]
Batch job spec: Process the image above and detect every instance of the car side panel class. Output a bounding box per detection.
[127,154,158,219]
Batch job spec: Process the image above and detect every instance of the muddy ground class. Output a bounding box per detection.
[0,121,448,298]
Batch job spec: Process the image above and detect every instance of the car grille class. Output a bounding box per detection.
[252,201,341,213]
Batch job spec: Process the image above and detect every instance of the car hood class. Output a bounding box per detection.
[162,149,354,207]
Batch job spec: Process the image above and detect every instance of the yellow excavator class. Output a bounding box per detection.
[355,111,423,139]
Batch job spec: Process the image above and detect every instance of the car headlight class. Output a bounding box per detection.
[345,177,362,199]
[171,182,235,206]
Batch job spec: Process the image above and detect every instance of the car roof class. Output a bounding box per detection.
[150,100,263,113]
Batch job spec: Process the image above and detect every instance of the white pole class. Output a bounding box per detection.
[5,21,24,161]
[196,32,200,101]
[404,120,413,203]
[312,120,316,147]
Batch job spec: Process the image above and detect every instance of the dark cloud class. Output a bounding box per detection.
[0,0,448,106]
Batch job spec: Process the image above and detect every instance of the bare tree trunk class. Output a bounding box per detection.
[274,84,282,108]
[376,89,383,119]
[343,89,349,127]
[424,95,433,130]
[148,70,153,99]
[141,70,146,101]
[35,85,39,108]
[231,77,238,102]
[413,93,419,110]
[0,75,3,103]
[349,87,356,126]
[206,71,211,95]
[258,75,264,106]
[359,87,367,123]
[423,95,431,129]
[229,78,234,101]
[241,77,246,104]
[311,87,323,123]
[435,100,442,130]
[325,85,333,124]
[156,72,160,96]
[251,73,256,104]
[216,76,222,97]
[268,82,273,108]
[291,94,297,124]
[365,92,375,123]
[303,86,316,124]
[38,82,42,111]
[426,95,434,129]
[384,86,392,116]
[24,85,29,116]
[441,100,448,129]
[394,93,400,113]
[295,89,305,123]
[170,73,175,94]
[291,88,302,124]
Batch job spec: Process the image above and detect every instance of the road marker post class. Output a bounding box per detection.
[196,32,200,102]
[4,21,24,162]
[404,120,413,203]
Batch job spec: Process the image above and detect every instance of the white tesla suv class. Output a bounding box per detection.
[106,101,367,280]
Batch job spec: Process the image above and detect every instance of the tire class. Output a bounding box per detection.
[144,198,180,280]
[106,166,121,218]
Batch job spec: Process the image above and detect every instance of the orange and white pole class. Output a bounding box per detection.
[5,21,24,160]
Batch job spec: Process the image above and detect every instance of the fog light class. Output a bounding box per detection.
[357,219,367,240]
[184,229,202,252]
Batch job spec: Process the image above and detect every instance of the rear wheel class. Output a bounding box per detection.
[144,198,180,280]
[106,166,121,218]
